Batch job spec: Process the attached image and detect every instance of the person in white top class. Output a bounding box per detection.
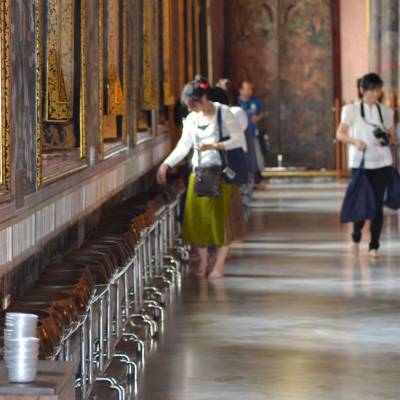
[336,73,395,258]
[229,106,248,151]
[157,77,246,280]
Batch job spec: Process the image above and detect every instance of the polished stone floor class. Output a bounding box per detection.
[136,182,400,400]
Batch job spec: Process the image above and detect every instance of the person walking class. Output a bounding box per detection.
[336,73,395,258]
[157,77,246,279]
[238,81,266,191]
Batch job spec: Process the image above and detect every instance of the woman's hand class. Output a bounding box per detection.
[156,163,169,185]
[337,123,366,151]
[355,139,367,151]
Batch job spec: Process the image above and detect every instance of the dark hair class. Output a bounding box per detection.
[208,86,229,105]
[180,75,210,105]
[359,73,383,91]
[356,78,363,99]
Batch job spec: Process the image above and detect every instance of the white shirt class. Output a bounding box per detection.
[164,102,245,168]
[341,101,393,169]
[230,106,248,152]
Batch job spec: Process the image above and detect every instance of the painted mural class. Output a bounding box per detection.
[370,0,399,103]
[225,0,334,169]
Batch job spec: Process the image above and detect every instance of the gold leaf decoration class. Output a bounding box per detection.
[45,49,72,122]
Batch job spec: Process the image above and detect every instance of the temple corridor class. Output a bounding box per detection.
[136,182,400,400]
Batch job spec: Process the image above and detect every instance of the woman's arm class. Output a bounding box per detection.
[336,122,366,151]
[157,121,194,184]
[386,108,396,145]
[163,121,194,167]
[388,126,397,145]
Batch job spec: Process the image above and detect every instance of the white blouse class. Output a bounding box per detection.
[341,101,393,169]
[164,102,244,168]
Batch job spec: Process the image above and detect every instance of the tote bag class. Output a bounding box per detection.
[384,166,400,210]
[340,154,376,223]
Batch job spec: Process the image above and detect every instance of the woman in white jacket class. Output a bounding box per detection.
[157,77,246,279]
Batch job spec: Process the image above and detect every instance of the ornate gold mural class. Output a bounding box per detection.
[162,0,175,106]
[80,0,87,159]
[106,0,125,117]
[36,0,43,188]
[100,0,127,145]
[193,0,201,76]
[185,0,194,81]
[45,0,73,123]
[98,0,104,155]
[142,0,160,110]
[130,0,138,144]
[0,0,10,191]
[36,0,88,187]
[178,0,186,91]
[107,64,125,116]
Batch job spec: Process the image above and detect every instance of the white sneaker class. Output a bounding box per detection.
[350,242,360,254]
[369,249,381,258]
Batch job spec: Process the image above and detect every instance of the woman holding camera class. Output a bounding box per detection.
[157,77,246,279]
[336,73,395,258]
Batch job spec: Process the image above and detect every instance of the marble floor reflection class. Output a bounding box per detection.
[136,182,400,400]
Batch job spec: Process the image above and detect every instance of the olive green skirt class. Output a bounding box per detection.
[182,174,246,246]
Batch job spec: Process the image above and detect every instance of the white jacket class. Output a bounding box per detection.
[164,102,246,168]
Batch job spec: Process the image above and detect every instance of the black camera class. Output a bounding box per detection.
[373,127,390,146]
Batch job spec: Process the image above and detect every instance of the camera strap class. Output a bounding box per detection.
[360,101,384,128]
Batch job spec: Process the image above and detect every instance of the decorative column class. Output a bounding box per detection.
[380,0,398,99]
[369,0,382,73]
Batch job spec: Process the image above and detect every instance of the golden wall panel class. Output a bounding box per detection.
[153,1,160,106]
[59,0,74,104]
[99,0,104,154]
[36,0,43,188]
[80,0,87,159]
[142,0,151,108]
[178,0,186,90]
[130,0,138,144]
[162,0,175,106]
[106,0,125,116]
[193,0,201,76]
[99,0,127,146]
[205,0,213,83]
[185,0,194,81]
[36,0,88,187]
[0,0,10,190]
[169,1,181,100]
[122,0,127,144]
[142,0,160,110]
[45,0,73,122]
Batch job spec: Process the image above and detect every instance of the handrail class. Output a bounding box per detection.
[48,191,186,400]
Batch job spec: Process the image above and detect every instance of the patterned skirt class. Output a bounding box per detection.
[182,174,246,246]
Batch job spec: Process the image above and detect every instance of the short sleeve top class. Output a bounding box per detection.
[341,101,393,169]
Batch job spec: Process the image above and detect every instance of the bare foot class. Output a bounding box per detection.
[350,242,359,255]
[208,269,224,280]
